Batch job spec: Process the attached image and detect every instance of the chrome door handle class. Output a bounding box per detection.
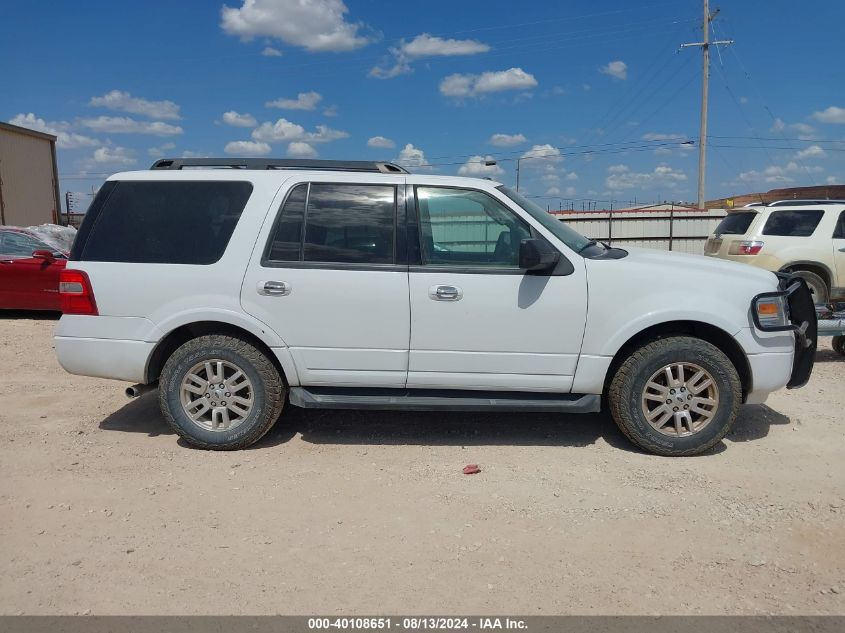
[429,285,463,301]
[258,280,291,296]
[839,247,845,252]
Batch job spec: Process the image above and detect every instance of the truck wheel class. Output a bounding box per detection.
[608,336,741,456]
[159,335,286,450]
[789,270,828,305]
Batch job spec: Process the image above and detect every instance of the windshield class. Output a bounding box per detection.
[714,211,757,236]
[496,185,593,252]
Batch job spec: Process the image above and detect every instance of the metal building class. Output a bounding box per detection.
[0,121,60,226]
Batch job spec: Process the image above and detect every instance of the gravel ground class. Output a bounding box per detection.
[1,314,843,615]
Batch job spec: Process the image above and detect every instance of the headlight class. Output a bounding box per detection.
[753,295,789,329]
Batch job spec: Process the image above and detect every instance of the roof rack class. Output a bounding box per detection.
[766,199,845,207]
[150,158,409,174]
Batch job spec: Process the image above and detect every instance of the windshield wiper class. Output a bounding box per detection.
[578,240,599,253]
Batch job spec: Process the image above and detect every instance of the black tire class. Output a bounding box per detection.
[159,335,285,450]
[789,270,829,306]
[608,336,741,456]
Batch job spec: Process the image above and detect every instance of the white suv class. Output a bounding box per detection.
[704,201,845,304]
[55,158,817,456]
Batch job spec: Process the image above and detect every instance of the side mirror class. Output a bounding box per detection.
[31,249,56,262]
[519,238,559,273]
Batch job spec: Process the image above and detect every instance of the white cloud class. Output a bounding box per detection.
[642,132,685,141]
[261,46,283,57]
[811,106,845,124]
[795,145,826,160]
[221,0,371,52]
[457,155,504,177]
[307,124,349,143]
[439,68,537,98]
[488,133,527,147]
[148,142,176,157]
[403,33,490,57]
[251,118,348,144]
[92,146,136,166]
[395,143,431,170]
[8,112,100,149]
[545,187,561,196]
[605,163,687,190]
[224,140,272,156]
[252,118,305,142]
[564,186,576,197]
[287,141,318,158]
[222,111,258,127]
[78,116,183,136]
[265,91,322,111]
[89,90,181,120]
[367,136,395,149]
[322,105,338,117]
[599,60,627,80]
[520,144,562,164]
[565,172,578,181]
[770,118,818,140]
[369,33,490,79]
[826,175,839,185]
[738,161,823,185]
[180,150,209,158]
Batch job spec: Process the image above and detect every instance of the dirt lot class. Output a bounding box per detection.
[1,314,843,615]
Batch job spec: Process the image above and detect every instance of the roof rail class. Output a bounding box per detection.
[766,199,845,207]
[150,158,409,174]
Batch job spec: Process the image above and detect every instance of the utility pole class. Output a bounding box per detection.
[682,0,733,209]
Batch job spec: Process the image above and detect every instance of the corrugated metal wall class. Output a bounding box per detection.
[426,209,729,255]
[0,128,58,226]
[555,209,728,254]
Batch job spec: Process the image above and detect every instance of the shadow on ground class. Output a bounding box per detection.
[815,347,844,363]
[0,310,60,321]
[98,392,792,456]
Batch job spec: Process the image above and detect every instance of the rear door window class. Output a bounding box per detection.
[714,211,757,236]
[78,181,252,264]
[762,209,825,237]
[265,183,397,265]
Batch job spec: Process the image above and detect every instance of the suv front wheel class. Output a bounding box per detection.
[159,334,286,450]
[608,336,741,456]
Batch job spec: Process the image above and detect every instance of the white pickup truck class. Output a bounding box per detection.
[54,158,817,456]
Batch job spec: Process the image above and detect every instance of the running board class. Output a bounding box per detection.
[289,387,601,413]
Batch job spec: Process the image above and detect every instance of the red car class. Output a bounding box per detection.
[0,227,69,311]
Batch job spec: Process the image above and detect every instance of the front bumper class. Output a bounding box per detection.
[751,275,817,389]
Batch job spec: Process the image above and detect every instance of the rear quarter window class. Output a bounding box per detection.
[714,211,757,236]
[761,209,825,237]
[76,181,253,264]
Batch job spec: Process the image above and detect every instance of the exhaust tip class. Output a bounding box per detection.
[125,383,155,399]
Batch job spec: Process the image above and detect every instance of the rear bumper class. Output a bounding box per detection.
[55,336,154,383]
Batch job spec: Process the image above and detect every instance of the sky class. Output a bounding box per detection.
[2,0,844,210]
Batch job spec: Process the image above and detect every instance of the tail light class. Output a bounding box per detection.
[59,269,98,315]
[729,240,764,255]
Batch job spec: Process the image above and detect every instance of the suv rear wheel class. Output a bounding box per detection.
[608,336,741,456]
[159,334,286,450]
[788,269,829,305]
